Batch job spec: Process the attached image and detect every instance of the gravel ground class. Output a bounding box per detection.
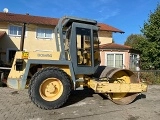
[0,85,159,120]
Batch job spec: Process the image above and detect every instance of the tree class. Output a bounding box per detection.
[125,35,152,69]
[133,38,156,70]
[141,3,160,43]
[140,3,160,69]
[124,3,160,70]
[124,34,144,48]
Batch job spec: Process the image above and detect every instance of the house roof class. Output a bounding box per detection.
[0,31,6,39]
[100,43,132,50]
[0,12,58,26]
[0,12,124,33]
[98,23,124,33]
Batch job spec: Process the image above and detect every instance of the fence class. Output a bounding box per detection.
[133,70,160,84]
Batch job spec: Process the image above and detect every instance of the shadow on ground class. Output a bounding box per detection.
[132,93,146,103]
[64,88,109,107]
[64,90,147,107]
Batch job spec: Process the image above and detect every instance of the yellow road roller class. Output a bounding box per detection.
[1,16,147,109]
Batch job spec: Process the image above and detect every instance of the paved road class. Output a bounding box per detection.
[0,85,159,120]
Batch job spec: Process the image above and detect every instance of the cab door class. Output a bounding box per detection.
[70,22,99,74]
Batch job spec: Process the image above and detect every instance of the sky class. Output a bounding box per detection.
[0,0,160,44]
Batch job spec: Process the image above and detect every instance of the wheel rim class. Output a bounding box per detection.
[108,70,138,104]
[39,78,63,101]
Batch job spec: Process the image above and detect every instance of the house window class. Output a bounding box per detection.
[9,25,22,36]
[129,54,139,70]
[36,28,53,39]
[106,53,124,68]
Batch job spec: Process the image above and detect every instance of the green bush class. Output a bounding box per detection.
[138,71,160,84]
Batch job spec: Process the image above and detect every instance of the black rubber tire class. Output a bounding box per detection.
[28,67,72,110]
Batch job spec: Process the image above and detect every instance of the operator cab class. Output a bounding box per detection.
[55,16,101,75]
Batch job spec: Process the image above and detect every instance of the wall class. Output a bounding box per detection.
[0,22,57,63]
[100,50,130,69]
[23,24,57,52]
[0,22,57,50]
[0,22,113,63]
[98,31,112,45]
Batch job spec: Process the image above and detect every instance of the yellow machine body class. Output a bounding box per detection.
[7,51,73,89]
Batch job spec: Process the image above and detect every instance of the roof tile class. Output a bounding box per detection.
[0,12,124,33]
[100,43,132,50]
[98,23,124,33]
[0,12,58,26]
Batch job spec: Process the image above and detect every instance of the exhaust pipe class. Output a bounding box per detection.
[20,23,26,51]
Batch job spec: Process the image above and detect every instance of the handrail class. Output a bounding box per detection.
[0,67,11,70]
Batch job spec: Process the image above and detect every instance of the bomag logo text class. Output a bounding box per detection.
[37,54,52,57]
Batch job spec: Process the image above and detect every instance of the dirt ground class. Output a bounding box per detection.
[0,85,159,120]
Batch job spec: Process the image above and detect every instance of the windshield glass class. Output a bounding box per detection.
[93,30,100,66]
[76,27,92,66]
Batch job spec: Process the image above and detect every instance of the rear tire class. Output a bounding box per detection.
[28,67,71,110]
